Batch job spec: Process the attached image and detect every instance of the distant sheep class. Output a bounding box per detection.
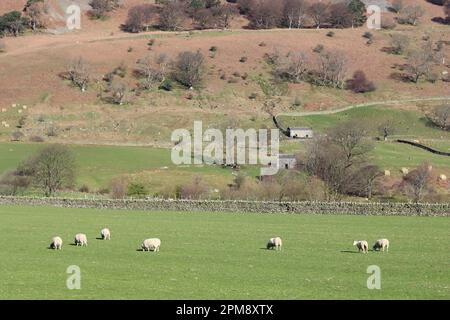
[101,228,111,240]
[353,240,368,253]
[373,239,389,252]
[74,233,88,246]
[50,236,63,250]
[142,238,161,252]
[267,237,282,251]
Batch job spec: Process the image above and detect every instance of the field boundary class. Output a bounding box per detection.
[0,196,449,216]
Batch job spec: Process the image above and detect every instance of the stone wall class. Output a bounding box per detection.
[0,196,449,216]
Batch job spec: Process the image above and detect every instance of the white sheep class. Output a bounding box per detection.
[100,228,111,240]
[50,236,63,250]
[353,240,368,253]
[141,238,161,252]
[373,239,389,252]
[74,233,88,246]
[267,237,283,250]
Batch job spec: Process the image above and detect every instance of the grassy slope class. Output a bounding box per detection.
[0,205,448,299]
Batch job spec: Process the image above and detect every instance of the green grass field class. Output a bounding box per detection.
[0,205,448,299]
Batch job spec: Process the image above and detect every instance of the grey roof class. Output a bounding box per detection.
[278,154,296,159]
[289,127,312,131]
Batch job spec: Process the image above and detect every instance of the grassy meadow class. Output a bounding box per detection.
[0,205,448,300]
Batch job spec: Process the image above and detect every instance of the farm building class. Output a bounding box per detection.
[288,127,313,139]
[277,154,297,169]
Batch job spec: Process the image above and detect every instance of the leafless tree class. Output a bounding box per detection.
[212,3,239,29]
[159,1,187,31]
[312,49,348,89]
[23,145,76,197]
[248,0,283,29]
[398,5,424,26]
[124,4,155,32]
[108,80,129,105]
[24,1,48,30]
[404,162,432,203]
[390,0,403,13]
[328,120,373,168]
[427,104,450,130]
[378,120,396,141]
[283,0,308,29]
[389,34,410,55]
[136,54,169,90]
[89,0,118,19]
[275,51,310,83]
[173,50,205,88]
[0,170,30,196]
[308,1,330,29]
[406,48,435,83]
[67,57,90,92]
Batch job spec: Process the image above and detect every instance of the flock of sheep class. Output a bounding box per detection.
[50,231,281,252]
[353,239,390,254]
[50,232,387,254]
[50,228,161,252]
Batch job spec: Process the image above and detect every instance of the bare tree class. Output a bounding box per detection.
[67,57,90,92]
[159,1,187,31]
[124,4,155,32]
[275,51,310,83]
[312,49,348,89]
[305,120,374,199]
[248,0,283,29]
[136,54,169,89]
[0,170,30,196]
[89,0,119,19]
[173,50,205,88]
[404,162,432,203]
[346,70,376,93]
[390,34,410,55]
[390,0,403,13]
[328,120,373,168]
[427,104,450,130]
[23,145,76,197]
[398,5,424,26]
[212,3,238,29]
[308,2,330,29]
[406,48,435,83]
[181,176,209,199]
[24,1,48,30]
[108,80,129,105]
[378,120,396,141]
[283,0,308,29]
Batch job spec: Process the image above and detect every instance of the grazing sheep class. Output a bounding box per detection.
[353,240,368,253]
[74,233,88,247]
[50,236,63,250]
[101,228,111,240]
[267,237,283,251]
[141,238,161,252]
[373,239,389,252]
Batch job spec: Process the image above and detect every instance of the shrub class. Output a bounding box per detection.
[381,16,396,29]
[159,78,174,91]
[326,31,335,37]
[239,56,248,63]
[29,135,44,142]
[0,41,5,53]
[209,46,218,52]
[79,185,89,193]
[127,183,147,198]
[363,32,373,40]
[346,70,376,93]
[313,44,324,53]
[11,131,24,142]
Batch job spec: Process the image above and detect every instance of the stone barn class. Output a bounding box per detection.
[288,127,313,139]
[277,154,297,170]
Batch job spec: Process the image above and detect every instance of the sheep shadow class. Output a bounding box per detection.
[341,250,376,254]
[96,237,104,240]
